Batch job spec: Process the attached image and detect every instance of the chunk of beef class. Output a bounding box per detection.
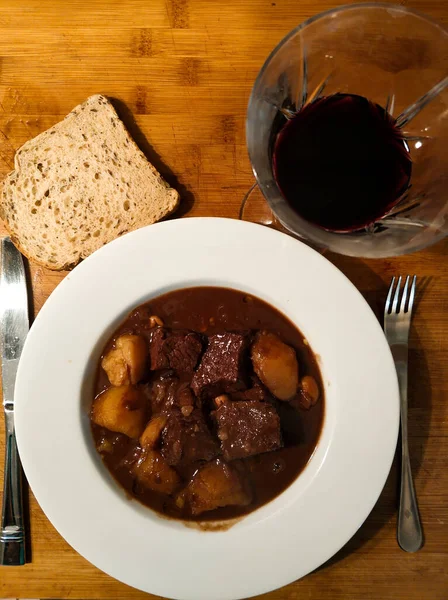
[213,378,273,408]
[149,328,202,374]
[165,332,203,373]
[148,328,167,370]
[161,408,219,466]
[177,459,252,516]
[213,400,282,460]
[144,373,200,417]
[232,376,273,403]
[191,332,248,399]
[143,374,179,415]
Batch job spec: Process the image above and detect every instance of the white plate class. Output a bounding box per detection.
[15,218,399,600]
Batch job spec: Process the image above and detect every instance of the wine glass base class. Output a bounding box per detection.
[239,182,326,253]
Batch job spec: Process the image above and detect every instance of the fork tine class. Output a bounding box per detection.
[385,277,395,315]
[407,275,417,314]
[392,276,402,313]
[400,276,410,313]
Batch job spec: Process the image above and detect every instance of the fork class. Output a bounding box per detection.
[384,275,423,552]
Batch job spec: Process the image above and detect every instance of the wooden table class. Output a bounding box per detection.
[0,1,447,598]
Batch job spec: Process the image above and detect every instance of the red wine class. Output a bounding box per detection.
[272,93,412,232]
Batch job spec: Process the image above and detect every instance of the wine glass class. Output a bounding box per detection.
[244,3,448,258]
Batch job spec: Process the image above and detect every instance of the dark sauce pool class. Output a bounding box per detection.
[92,287,325,522]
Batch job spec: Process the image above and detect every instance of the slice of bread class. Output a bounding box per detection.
[1,94,180,270]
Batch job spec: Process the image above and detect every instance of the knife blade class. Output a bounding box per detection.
[0,237,28,566]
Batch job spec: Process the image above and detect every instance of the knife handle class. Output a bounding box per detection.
[0,408,26,565]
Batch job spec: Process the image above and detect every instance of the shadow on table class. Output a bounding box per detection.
[21,477,32,563]
[21,260,34,562]
[110,97,195,218]
[314,253,432,570]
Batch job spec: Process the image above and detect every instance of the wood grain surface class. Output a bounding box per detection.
[0,1,447,598]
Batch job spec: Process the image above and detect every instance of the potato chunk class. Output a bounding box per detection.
[300,375,319,406]
[101,334,147,386]
[101,348,128,386]
[133,450,180,494]
[91,385,146,438]
[139,415,168,449]
[251,331,299,400]
[178,459,252,516]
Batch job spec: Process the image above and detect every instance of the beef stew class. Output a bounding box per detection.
[91,287,324,522]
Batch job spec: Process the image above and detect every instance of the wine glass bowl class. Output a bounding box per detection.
[246,3,448,257]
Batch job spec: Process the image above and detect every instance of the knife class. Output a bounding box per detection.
[0,237,28,566]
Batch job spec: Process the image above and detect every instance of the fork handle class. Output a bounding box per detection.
[395,359,424,552]
[0,408,26,565]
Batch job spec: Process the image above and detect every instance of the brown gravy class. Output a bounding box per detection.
[91,287,325,522]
